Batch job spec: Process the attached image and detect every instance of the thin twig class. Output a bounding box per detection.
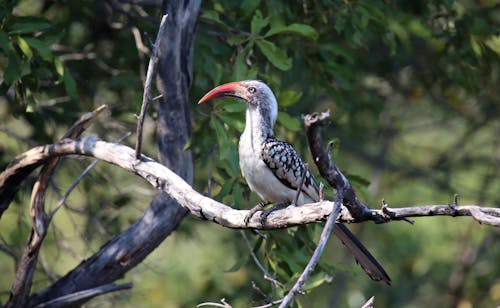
[293,164,309,206]
[251,298,284,308]
[197,298,232,308]
[49,132,131,219]
[241,231,286,289]
[279,189,344,308]
[135,14,168,159]
[361,296,375,308]
[33,282,133,308]
[5,106,107,308]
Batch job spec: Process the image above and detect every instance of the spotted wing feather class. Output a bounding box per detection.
[261,138,319,203]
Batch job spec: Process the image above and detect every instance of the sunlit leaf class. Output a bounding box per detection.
[54,57,64,76]
[24,37,52,60]
[16,36,32,59]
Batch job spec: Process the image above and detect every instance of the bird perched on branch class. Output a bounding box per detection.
[198,80,390,284]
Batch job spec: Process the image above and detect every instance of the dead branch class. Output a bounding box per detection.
[0,105,107,218]
[135,13,168,159]
[2,136,498,230]
[304,110,380,222]
[33,282,132,308]
[279,189,343,308]
[27,2,200,306]
[5,105,107,308]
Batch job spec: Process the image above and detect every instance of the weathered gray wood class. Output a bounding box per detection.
[3,137,499,230]
[27,1,200,306]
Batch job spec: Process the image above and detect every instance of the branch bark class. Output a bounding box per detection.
[2,136,499,230]
[6,105,107,308]
[26,1,200,306]
[304,110,381,222]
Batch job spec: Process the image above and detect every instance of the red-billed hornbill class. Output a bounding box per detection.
[198,80,390,284]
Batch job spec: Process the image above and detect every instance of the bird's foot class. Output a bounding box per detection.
[259,202,292,226]
[244,202,268,226]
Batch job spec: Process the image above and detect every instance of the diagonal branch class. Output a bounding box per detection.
[135,13,168,159]
[33,282,132,308]
[304,110,380,222]
[5,105,107,308]
[279,190,344,308]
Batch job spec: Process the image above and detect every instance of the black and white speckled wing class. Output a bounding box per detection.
[261,138,319,203]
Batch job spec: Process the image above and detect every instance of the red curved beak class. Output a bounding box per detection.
[198,81,247,104]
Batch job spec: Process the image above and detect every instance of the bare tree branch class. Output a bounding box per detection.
[304,110,380,222]
[5,105,107,308]
[0,105,107,219]
[2,136,498,232]
[135,13,168,159]
[34,282,132,308]
[279,190,343,307]
[27,2,200,306]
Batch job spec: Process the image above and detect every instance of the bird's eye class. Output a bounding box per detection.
[248,86,256,93]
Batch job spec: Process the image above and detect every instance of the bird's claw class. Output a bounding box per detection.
[244,202,266,226]
[259,202,291,226]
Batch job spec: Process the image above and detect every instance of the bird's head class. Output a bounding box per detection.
[198,80,278,126]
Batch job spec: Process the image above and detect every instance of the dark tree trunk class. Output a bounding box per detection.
[28,1,200,306]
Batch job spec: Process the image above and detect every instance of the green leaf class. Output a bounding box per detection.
[0,31,10,54]
[265,23,318,40]
[256,39,292,71]
[201,10,221,24]
[211,117,235,166]
[302,273,332,291]
[8,18,52,34]
[225,253,249,272]
[232,48,249,80]
[4,50,22,84]
[241,0,262,17]
[232,183,243,208]
[217,100,247,113]
[63,67,77,98]
[24,37,52,60]
[251,10,268,35]
[226,36,247,46]
[54,57,64,76]
[334,16,347,34]
[278,90,302,107]
[344,172,371,187]
[277,112,301,132]
[214,178,233,201]
[217,113,245,131]
[16,36,33,59]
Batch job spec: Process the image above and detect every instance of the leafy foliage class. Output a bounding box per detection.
[1,0,499,307]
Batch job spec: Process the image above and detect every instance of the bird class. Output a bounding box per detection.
[198,80,391,284]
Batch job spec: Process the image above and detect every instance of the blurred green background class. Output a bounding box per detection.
[1,0,499,307]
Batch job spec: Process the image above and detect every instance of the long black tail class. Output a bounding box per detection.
[333,224,391,285]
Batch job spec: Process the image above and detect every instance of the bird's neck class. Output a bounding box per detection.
[241,106,275,150]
